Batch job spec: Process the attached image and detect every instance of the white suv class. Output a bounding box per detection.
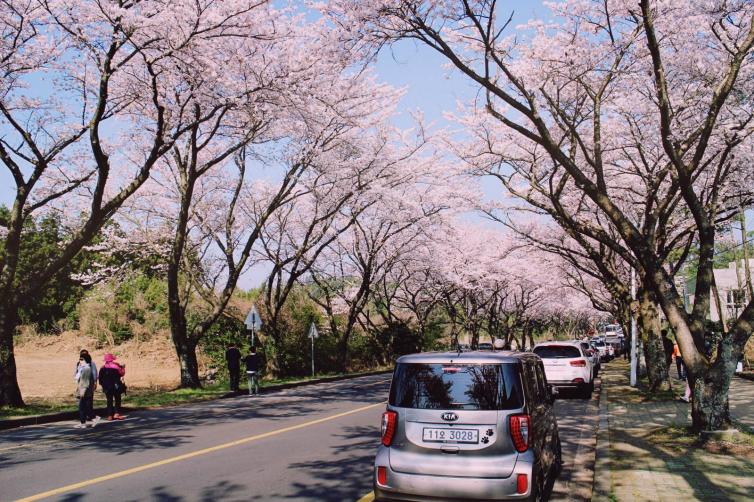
[533,341,595,398]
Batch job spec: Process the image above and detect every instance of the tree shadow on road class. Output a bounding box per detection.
[252,424,376,501]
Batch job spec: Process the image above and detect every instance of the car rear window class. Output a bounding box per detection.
[389,363,523,410]
[533,345,581,358]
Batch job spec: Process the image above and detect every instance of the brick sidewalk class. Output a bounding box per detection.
[593,360,754,502]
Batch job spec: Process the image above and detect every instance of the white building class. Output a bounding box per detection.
[709,259,754,323]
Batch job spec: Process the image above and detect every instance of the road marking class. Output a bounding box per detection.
[3,376,393,455]
[356,491,375,502]
[15,401,385,502]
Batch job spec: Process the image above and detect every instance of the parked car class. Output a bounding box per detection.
[602,324,623,337]
[579,341,600,377]
[533,341,595,398]
[590,340,610,362]
[605,336,624,356]
[477,342,494,350]
[374,351,562,501]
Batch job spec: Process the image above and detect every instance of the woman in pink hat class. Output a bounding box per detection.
[98,353,126,420]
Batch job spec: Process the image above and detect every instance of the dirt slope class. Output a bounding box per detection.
[15,331,183,399]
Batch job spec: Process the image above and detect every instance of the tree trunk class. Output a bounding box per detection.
[688,340,737,432]
[470,331,480,349]
[0,300,24,407]
[174,333,201,388]
[637,287,670,391]
[262,323,283,378]
[168,288,201,388]
[336,334,349,373]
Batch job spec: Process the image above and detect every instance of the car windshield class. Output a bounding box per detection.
[533,345,581,359]
[389,363,523,410]
[594,342,606,347]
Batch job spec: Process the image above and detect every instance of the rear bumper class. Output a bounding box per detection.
[548,380,590,389]
[374,449,534,501]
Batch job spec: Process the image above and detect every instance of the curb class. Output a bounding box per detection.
[592,370,612,501]
[0,369,392,431]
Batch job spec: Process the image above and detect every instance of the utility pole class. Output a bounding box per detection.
[630,268,638,387]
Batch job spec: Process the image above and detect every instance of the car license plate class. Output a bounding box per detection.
[422,428,479,444]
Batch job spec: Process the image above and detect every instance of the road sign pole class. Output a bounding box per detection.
[245,306,261,348]
[308,322,318,376]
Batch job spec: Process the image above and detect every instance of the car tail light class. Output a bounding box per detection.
[377,466,387,486]
[516,473,528,494]
[381,411,397,447]
[509,414,530,453]
[572,378,585,383]
[570,359,587,367]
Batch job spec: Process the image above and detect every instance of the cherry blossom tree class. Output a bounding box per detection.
[257,121,430,374]
[305,150,455,371]
[326,0,754,431]
[0,0,273,406]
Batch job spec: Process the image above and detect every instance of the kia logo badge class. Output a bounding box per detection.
[441,412,458,422]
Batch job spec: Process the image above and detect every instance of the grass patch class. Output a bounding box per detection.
[1,400,77,418]
[0,367,391,420]
[603,359,687,404]
[653,425,754,459]
[123,382,229,409]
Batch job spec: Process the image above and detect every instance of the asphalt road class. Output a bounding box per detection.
[0,373,599,502]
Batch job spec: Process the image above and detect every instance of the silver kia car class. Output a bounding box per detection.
[374,351,562,501]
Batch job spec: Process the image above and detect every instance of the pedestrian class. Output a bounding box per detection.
[672,341,686,380]
[225,343,242,392]
[74,353,96,428]
[75,349,99,423]
[244,346,261,396]
[99,353,126,420]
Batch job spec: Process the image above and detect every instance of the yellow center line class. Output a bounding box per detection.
[2,377,392,455]
[15,401,385,502]
[0,443,26,453]
[356,490,375,502]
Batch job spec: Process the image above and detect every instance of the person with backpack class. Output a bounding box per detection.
[99,353,126,420]
[243,347,261,396]
[74,353,96,428]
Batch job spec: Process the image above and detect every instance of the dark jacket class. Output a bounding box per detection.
[226,347,242,370]
[244,353,261,372]
[661,337,674,365]
[99,366,123,393]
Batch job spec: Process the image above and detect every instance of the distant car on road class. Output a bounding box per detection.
[590,340,610,362]
[605,336,624,355]
[602,324,623,337]
[534,341,595,399]
[477,342,493,350]
[374,351,562,501]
